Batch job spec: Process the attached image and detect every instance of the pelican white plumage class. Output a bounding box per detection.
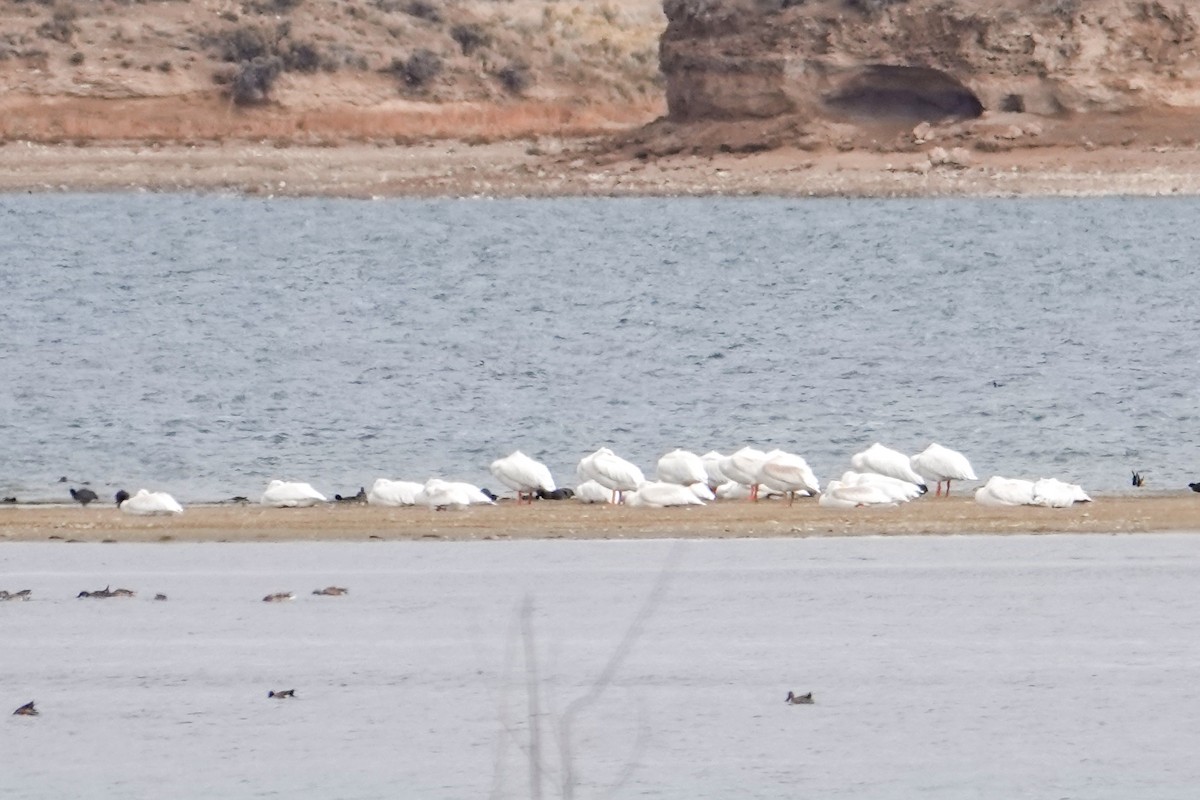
[974,476,1036,507]
[415,478,495,510]
[850,443,928,491]
[261,480,327,507]
[910,443,977,496]
[688,482,717,501]
[656,449,708,486]
[115,489,183,516]
[624,481,705,507]
[757,450,820,506]
[1032,478,1091,507]
[489,450,556,504]
[720,447,770,500]
[817,480,899,509]
[700,451,730,490]
[577,447,645,504]
[839,471,923,502]
[367,478,423,507]
[575,479,615,504]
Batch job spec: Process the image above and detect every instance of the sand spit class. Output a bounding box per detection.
[1,493,1196,543]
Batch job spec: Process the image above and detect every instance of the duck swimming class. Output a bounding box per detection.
[786,691,814,705]
[13,701,38,716]
[268,689,296,699]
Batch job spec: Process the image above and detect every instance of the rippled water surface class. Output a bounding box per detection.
[4,535,1200,799]
[1,195,1196,501]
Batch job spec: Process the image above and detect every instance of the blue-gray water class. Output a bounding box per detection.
[1,195,1195,502]
[4,535,1200,799]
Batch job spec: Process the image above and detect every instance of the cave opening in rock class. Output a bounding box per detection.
[824,64,984,122]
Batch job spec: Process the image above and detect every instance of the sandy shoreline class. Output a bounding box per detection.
[1,494,1196,543]
[4,139,1200,198]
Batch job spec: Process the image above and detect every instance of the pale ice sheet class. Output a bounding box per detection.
[3,534,1200,799]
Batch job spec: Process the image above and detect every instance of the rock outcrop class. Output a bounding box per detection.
[660,0,1200,124]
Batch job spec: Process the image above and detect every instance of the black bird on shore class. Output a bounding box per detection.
[70,487,99,506]
[1188,482,1200,493]
[334,488,368,504]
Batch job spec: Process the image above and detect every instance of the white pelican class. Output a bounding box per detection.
[575,479,615,504]
[366,478,423,507]
[910,443,977,496]
[489,450,556,504]
[261,480,327,507]
[700,450,730,490]
[688,482,717,501]
[756,450,820,506]
[850,443,928,491]
[839,471,923,502]
[414,478,496,510]
[624,481,705,507]
[974,476,1036,507]
[656,449,708,486]
[1032,478,1091,507]
[817,480,899,509]
[577,447,645,504]
[115,489,183,516]
[719,446,770,501]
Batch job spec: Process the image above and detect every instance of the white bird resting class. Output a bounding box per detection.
[850,443,928,490]
[115,489,183,516]
[1032,477,1092,507]
[367,478,423,507]
[817,480,900,509]
[656,449,709,486]
[974,476,1091,508]
[577,447,645,504]
[974,476,1036,507]
[623,481,706,507]
[910,443,978,496]
[756,449,820,506]
[489,450,556,504]
[700,450,730,490]
[261,480,327,508]
[574,479,616,504]
[719,446,770,501]
[414,478,496,511]
[839,471,923,503]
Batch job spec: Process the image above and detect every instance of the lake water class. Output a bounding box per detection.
[3,534,1200,799]
[0,194,1196,502]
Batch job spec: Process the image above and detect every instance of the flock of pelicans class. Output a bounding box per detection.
[66,441,1094,514]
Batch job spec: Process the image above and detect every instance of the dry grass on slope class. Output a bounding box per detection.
[0,0,666,143]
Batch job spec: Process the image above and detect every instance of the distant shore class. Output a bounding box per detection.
[3,139,1200,199]
[1,493,1196,542]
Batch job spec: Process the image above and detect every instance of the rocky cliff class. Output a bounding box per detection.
[660,0,1200,125]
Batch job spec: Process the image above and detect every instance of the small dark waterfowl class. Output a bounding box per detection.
[78,585,135,599]
[312,586,348,596]
[13,701,38,716]
[536,487,576,501]
[2,496,16,504]
[268,689,296,699]
[786,691,814,705]
[334,488,368,504]
[0,589,32,601]
[70,487,99,506]
[1188,482,1200,493]
[154,593,169,601]
[1132,471,1146,487]
[262,592,295,603]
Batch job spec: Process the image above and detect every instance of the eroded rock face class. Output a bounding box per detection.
[661,0,1200,122]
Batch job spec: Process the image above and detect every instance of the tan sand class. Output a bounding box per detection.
[4,138,1200,198]
[1,494,1196,543]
